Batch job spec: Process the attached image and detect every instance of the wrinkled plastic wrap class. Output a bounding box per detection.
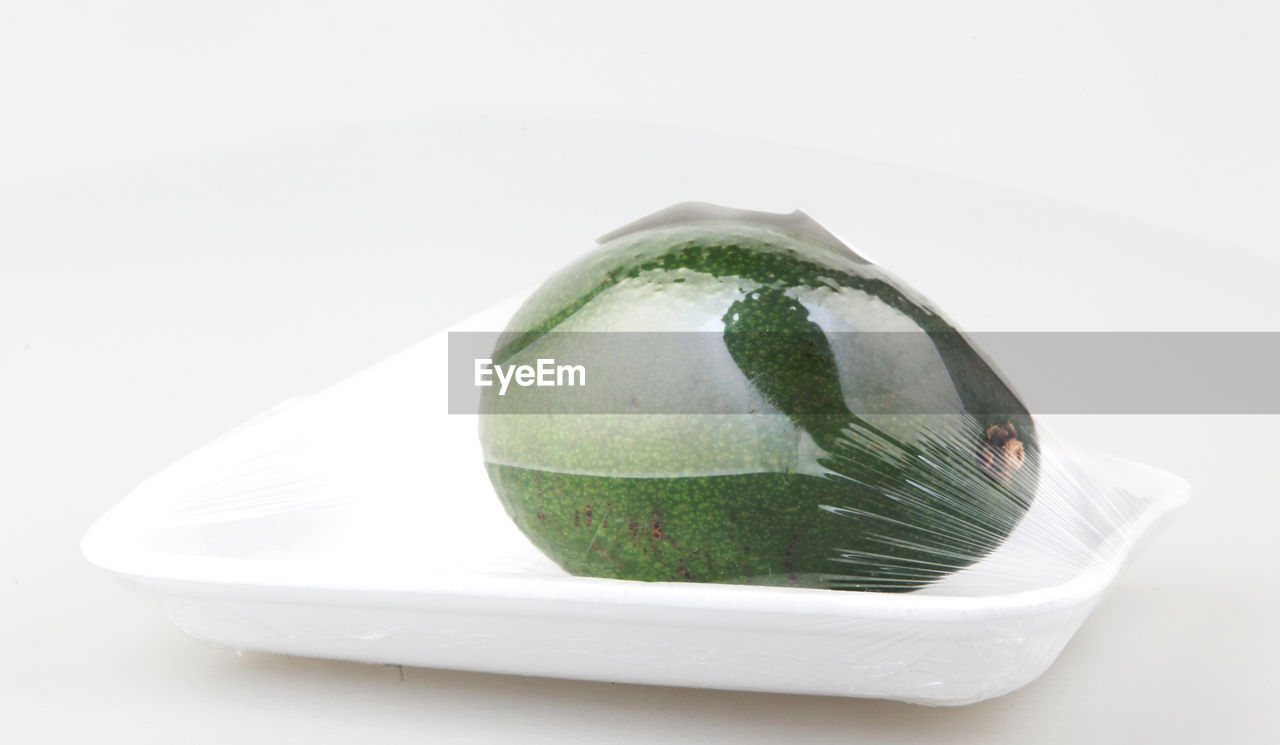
[83,205,1188,706]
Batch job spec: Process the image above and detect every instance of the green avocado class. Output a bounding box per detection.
[479,205,1038,592]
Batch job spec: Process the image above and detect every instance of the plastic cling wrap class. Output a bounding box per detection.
[83,204,1189,705]
[481,204,1050,594]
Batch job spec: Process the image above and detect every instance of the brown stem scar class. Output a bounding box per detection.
[981,421,1026,481]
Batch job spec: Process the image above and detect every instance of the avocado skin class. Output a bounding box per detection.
[487,467,897,589]
[480,221,1038,592]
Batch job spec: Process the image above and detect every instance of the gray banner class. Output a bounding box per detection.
[449,331,1280,414]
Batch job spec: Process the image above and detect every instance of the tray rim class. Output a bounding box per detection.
[81,450,1189,623]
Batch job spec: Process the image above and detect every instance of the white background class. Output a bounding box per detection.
[3,3,1278,743]
[4,1,1280,266]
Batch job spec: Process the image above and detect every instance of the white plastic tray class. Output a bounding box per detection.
[82,295,1189,706]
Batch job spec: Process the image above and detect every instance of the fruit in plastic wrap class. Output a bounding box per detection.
[479,204,1039,592]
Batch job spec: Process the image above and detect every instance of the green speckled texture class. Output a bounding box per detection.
[479,219,1039,592]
